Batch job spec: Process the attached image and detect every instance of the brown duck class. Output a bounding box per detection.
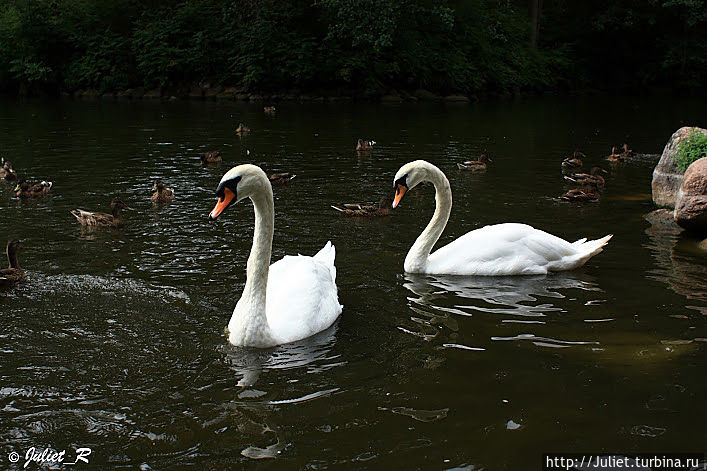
[561,150,585,169]
[356,139,376,151]
[331,196,393,217]
[200,150,222,164]
[264,106,276,114]
[458,153,492,172]
[621,143,634,159]
[560,187,601,203]
[70,198,131,228]
[0,240,26,287]
[151,179,175,203]
[236,123,251,134]
[0,159,17,181]
[268,172,296,186]
[14,179,52,198]
[564,166,608,188]
[606,146,623,162]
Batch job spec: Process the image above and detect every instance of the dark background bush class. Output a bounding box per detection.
[0,0,704,97]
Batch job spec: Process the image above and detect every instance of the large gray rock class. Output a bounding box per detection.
[652,126,707,208]
[674,157,707,234]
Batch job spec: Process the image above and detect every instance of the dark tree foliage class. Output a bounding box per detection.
[0,0,704,96]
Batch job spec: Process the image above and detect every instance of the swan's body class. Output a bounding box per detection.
[209,164,342,348]
[392,160,612,276]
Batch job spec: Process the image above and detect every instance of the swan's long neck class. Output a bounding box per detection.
[229,178,275,346]
[405,165,452,272]
[241,186,274,316]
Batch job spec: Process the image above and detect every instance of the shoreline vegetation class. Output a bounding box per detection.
[1,1,705,101]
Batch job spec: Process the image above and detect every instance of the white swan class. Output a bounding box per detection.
[392,160,612,276]
[208,164,343,347]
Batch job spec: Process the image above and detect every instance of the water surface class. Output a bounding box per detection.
[1,96,705,469]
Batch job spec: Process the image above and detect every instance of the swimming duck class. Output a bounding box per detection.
[0,240,26,287]
[561,150,585,169]
[331,196,393,217]
[457,153,492,172]
[151,179,175,203]
[264,106,276,114]
[70,198,131,228]
[236,123,251,133]
[268,172,296,186]
[1,160,17,182]
[560,187,601,203]
[200,150,222,164]
[14,179,52,198]
[606,146,623,162]
[564,166,608,188]
[621,143,634,159]
[356,139,376,151]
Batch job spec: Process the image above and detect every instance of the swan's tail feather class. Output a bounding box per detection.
[314,241,337,281]
[574,234,613,264]
[571,237,587,246]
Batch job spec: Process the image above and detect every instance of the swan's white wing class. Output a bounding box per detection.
[265,242,342,345]
[426,223,611,276]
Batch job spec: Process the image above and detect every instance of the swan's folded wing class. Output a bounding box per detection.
[265,252,342,344]
[428,223,606,275]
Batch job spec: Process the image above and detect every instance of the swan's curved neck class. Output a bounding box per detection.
[241,184,274,314]
[405,165,452,272]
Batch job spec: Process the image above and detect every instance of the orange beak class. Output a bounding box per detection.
[209,188,236,220]
[392,184,407,208]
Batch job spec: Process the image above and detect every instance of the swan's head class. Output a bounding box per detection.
[209,164,267,221]
[392,160,434,208]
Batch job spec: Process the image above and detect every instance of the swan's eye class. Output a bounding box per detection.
[393,174,408,190]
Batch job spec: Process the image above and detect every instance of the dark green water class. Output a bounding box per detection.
[1,96,705,470]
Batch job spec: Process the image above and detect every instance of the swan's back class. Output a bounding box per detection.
[425,223,611,276]
[265,241,343,344]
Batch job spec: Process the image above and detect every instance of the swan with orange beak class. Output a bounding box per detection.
[392,160,611,275]
[208,165,342,347]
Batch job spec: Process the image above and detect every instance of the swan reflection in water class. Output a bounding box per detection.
[221,323,339,387]
[219,325,340,458]
[403,272,601,320]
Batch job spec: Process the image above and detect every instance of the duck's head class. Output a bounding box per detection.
[13,179,27,192]
[392,160,435,208]
[209,165,267,221]
[152,179,164,191]
[110,198,131,214]
[589,166,608,176]
[479,153,492,163]
[378,196,394,208]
